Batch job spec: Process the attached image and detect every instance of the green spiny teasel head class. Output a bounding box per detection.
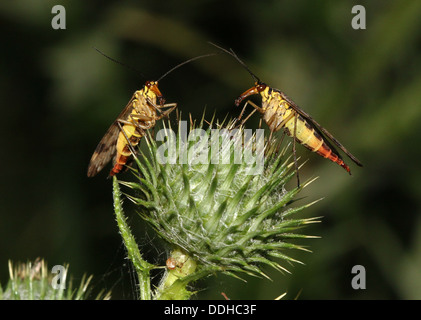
[119,118,320,281]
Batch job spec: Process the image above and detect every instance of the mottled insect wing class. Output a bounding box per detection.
[87,95,136,177]
[87,123,119,177]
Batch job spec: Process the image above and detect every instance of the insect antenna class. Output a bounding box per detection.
[157,53,217,82]
[94,47,215,83]
[208,42,261,83]
[93,47,147,79]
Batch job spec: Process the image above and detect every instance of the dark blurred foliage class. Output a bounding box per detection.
[1,0,421,299]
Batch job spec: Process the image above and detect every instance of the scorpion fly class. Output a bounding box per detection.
[87,52,214,177]
[210,43,362,186]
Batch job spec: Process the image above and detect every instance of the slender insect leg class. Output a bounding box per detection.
[128,114,154,122]
[238,100,263,121]
[268,129,274,145]
[146,98,165,115]
[274,113,295,132]
[266,112,282,145]
[234,100,262,129]
[234,109,254,129]
[240,108,257,126]
[126,113,157,140]
[116,120,142,157]
[292,113,300,188]
[147,98,177,118]
[237,100,249,121]
[122,115,155,143]
[156,103,177,120]
[160,102,178,112]
[145,103,177,139]
[117,117,151,131]
[234,100,250,127]
[276,132,286,154]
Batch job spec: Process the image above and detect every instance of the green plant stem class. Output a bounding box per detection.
[112,176,155,300]
[155,248,215,300]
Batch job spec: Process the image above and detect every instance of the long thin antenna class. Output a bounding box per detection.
[208,42,261,83]
[94,47,216,83]
[93,47,147,79]
[157,53,217,82]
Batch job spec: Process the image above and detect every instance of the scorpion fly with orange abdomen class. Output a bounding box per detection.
[87,51,215,177]
[210,43,362,187]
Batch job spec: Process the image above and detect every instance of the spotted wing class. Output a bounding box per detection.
[87,94,136,177]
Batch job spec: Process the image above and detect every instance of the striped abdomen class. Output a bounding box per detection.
[109,124,144,176]
[283,113,350,173]
[263,98,350,173]
[109,99,156,176]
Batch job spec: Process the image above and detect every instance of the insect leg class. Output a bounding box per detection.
[267,130,273,145]
[156,103,177,120]
[274,113,295,132]
[234,100,263,129]
[237,100,249,121]
[239,100,264,120]
[239,108,257,128]
[116,120,142,157]
[146,98,164,115]
[292,112,300,188]
[127,114,155,122]
[234,108,254,129]
[159,102,178,112]
[126,114,158,140]
[276,131,286,154]
[147,98,177,117]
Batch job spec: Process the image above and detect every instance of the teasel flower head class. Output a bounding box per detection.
[118,118,319,299]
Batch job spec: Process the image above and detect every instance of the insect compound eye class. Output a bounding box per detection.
[145,81,154,88]
[144,81,154,92]
[256,82,267,92]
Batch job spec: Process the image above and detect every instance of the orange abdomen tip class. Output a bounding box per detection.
[109,154,130,176]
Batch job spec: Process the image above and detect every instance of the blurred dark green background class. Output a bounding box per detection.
[1,0,421,299]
